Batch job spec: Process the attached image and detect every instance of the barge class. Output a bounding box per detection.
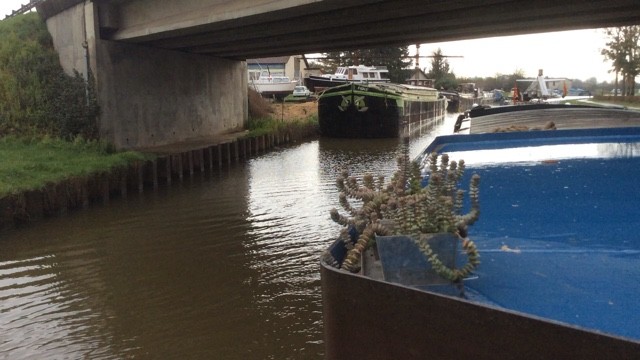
[317,82,446,138]
[321,125,640,359]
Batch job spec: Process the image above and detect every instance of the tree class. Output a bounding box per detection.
[621,26,640,95]
[602,26,640,96]
[425,48,457,90]
[321,46,413,83]
[584,77,598,92]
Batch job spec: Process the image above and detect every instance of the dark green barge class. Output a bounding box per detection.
[318,83,446,138]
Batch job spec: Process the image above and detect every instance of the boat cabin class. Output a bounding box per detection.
[324,65,388,81]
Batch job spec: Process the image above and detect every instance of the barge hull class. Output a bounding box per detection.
[321,256,640,359]
[318,83,445,138]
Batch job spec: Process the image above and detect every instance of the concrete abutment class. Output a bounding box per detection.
[44,1,248,151]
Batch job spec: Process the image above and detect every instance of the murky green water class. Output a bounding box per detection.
[0,115,455,359]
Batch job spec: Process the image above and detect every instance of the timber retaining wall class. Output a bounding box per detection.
[0,126,318,231]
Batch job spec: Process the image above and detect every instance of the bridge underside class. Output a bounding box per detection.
[35,0,640,149]
[39,0,640,60]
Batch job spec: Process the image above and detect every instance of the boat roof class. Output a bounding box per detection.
[337,64,388,71]
[423,125,640,155]
[319,82,438,98]
[466,104,640,134]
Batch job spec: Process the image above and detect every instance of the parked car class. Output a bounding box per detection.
[292,85,311,97]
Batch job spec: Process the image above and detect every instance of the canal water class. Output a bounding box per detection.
[0,114,456,359]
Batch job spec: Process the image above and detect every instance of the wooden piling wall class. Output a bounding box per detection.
[0,126,318,231]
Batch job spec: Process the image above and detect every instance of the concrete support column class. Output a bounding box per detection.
[43,1,248,150]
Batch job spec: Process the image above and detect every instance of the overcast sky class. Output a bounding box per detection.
[1,2,617,83]
[412,29,614,82]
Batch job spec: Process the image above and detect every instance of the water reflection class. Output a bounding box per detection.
[0,114,457,359]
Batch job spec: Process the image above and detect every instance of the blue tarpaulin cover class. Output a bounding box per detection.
[416,128,640,341]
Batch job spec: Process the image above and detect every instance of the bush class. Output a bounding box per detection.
[0,13,98,139]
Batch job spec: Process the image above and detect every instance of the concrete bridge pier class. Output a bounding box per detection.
[42,2,248,150]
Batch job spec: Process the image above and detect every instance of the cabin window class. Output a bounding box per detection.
[369,72,376,78]
[352,69,358,75]
[363,73,369,78]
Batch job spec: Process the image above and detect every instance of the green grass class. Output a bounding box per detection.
[0,136,151,197]
[589,95,640,109]
[246,114,318,138]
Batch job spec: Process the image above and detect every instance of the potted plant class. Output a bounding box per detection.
[328,150,481,286]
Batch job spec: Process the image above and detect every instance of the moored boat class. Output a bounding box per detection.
[321,124,640,359]
[453,102,640,134]
[317,82,446,138]
[248,71,297,98]
[306,65,390,92]
[438,90,461,112]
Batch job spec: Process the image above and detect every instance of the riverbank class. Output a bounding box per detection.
[590,95,640,109]
[0,106,319,231]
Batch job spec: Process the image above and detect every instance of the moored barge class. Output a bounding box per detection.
[318,82,446,138]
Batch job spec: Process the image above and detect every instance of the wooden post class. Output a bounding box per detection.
[208,147,214,171]
[188,151,194,176]
[242,138,247,159]
[120,172,128,198]
[199,149,205,172]
[152,159,158,190]
[138,162,144,193]
[102,173,110,205]
[177,154,184,181]
[165,156,172,185]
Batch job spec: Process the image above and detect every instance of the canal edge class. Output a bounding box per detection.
[0,125,319,232]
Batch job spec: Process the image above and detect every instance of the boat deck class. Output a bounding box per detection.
[423,127,640,340]
[469,107,640,134]
[321,127,640,359]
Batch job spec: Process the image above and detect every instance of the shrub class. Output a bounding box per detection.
[0,13,98,139]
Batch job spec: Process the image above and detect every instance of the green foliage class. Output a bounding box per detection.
[601,26,640,96]
[425,48,458,90]
[0,136,150,197]
[246,114,318,138]
[0,13,99,139]
[321,46,413,83]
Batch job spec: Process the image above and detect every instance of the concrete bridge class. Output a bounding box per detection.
[34,0,640,149]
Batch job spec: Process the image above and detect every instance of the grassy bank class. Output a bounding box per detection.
[0,136,150,198]
[247,89,319,138]
[591,95,640,109]
[247,114,318,138]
